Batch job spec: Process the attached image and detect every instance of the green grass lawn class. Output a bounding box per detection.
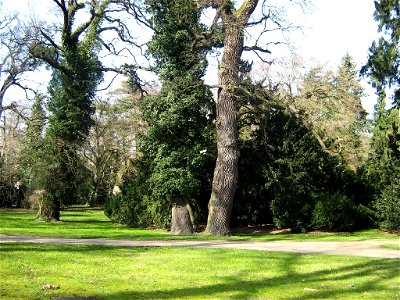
[1,209,398,241]
[381,243,400,250]
[1,209,399,299]
[1,243,399,300]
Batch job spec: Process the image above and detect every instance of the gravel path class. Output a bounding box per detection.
[1,235,399,259]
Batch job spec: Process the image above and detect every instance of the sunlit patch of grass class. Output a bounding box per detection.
[0,209,172,240]
[381,243,400,250]
[0,209,398,242]
[1,243,399,300]
[246,228,400,242]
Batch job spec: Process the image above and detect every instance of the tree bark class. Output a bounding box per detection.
[206,0,258,236]
[36,192,60,221]
[171,197,194,235]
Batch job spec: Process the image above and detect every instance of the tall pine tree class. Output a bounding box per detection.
[362,0,400,230]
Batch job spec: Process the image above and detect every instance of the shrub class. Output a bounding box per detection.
[104,164,172,229]
[312,192,358,232]
[374,182,400,231]
[105,192,149,228]
[270,191,314,232]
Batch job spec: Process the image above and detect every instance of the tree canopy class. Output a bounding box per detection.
[1,0,398,233]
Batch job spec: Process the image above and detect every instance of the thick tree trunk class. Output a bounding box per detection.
[36,192,60,221]
[206,0,258,236]
[171,197,194,235]
[206,26,241,235]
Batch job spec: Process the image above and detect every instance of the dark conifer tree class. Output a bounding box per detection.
[362,0,400,230]
[138,0,215,233]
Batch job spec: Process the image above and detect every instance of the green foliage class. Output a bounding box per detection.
[137,84,215,226]
[361,0,399,106]
[146,0,208,79]
[237,101,350,231]
[105,194,149,227]
[364,106,400,207]
[19,95,46,192]
[33,3,107,217]
[105,162,158,227]
[266,110,343,230]
[374,169,400,231]
[107,0,215,228]
[235,55,375,232]
[361,0,400,231]
[296,55,369,170]
[311,193,358,232]
[46,50,102,143]
[369,101,400,170]
[233,138,271,226]
[233,61,374,231]
[40,141,80,205]
[0,174,25,208]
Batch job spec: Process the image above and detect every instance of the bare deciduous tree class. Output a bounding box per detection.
[0,10,40,121]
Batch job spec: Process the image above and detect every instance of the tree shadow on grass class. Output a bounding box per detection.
[102,258,399,299]
[61,220,112,225]
[1,244,399,299]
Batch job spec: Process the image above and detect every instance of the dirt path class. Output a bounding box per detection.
[1,235,399,259]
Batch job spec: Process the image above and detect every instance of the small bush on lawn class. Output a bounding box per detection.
[104,193,153,228]
[312,192,359,232]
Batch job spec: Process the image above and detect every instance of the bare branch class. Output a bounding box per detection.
[28,44,67,72]
[0,103,29,121]
[71,14,96,41]
[39,29,62,52]
[52,0,68,15]
[0,12,41,120]
[243,45,271,54]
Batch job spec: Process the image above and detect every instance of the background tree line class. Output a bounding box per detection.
[0,0,398,233]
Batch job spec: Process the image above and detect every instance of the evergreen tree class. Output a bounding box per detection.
[362,0,400,230]
[19,94,46,195]
[362,0,399,107]
[106,0,215,232]
[235,87,356,231]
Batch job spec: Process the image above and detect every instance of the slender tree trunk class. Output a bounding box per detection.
[1,114,5,160]
[171,197,194,235]
[206,0,258,235]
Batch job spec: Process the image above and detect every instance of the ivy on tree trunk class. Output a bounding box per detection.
[29,1,108,221]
